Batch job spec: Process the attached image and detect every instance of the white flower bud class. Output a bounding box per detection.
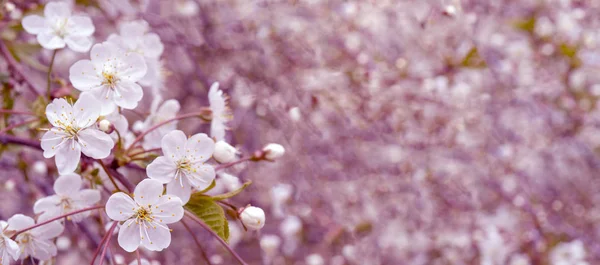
[98,119,112,133]
[263,143,285,160]
[240,206,266,230]
[213,141,237,163]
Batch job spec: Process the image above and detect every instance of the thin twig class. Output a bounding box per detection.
[0,109,35,115]
[0,135,41,150]
[180,219,213,265]
[97,159,122,192]
[91,221,117,265]
[136,249,142,265]
[184,210,248,265]
[0,118,38,134]
[98,222,118,265]
[215,157,253,171]
[12,206,104,238]
[128,148,162,158]
[46,49,58,100]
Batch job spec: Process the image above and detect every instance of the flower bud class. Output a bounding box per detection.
[213,141,237,163]
[98,119,113,133]
[263,143,285,160]
[240,206,266,230]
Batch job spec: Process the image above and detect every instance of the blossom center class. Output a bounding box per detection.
[135,206,154,223]
[59,196,74,211]
[102,72,119,89]
[17,233,33,245]
[53,18,69,37]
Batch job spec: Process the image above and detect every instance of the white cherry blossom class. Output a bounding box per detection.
[7,214,64,261]
[69,41,147,115]
[100,109,129,144]
[0,221,19,265]
[106,179,184,252]
[146,130,215,204]
[208,82,231,141]
[41,94,114,174]
[21,1,94,52]
[133,98,180,150]
[33,173,101,222]
[106,20,165,88]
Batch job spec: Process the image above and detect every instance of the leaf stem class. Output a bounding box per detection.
[98,159,122,192]
[98,222,118,265]
[47,49,58,100]
[215,157,253,171]
[0,118,38,134]
[184,210,248,265]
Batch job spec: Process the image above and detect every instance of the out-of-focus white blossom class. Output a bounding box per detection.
[306,254,325,265]
[106,179,184,252]
[240,206,266,230]
[41,94,114,174]
[213,140,237,163]
[129,259,151,265]
[263,143,285,160]
[550,240,588,265]
[208,82,231,141]
[147,130,215,204]
[56,236,71,251]
[260,234,281,255]
[7,214,64,261]
[32,161,48,175]
[33,173,100,222]
[133,98,180,150]
[280,215,302,237]
[22,1,95,52]
[69,41,147,115]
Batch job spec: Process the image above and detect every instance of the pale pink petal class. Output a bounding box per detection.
[37,31,66,50]
[140,224,171,251]
[69,59,102,91]
[73,93,101,128]
[78,128,114,159]
[106,193,137,221]
[40,129,67,158]
[75,189,101,206]
[65,35,93,52]
[82,89,117,116]
[53,173,82,195]
[7,214,35,231]
[118,52,147,82]
[66,15,95,36]
[5,236,19,260]
[45,98,73,128]
[146,156,177,183]
[33,195,60,216]
[118,220,141,252]
[166,178,192,205]
[133,179,164,206]
[29,239,57,260]
[113,81,143,109]
[22,15,47,34]
[141,33,163,58]
[90,42,120,70]
[31,220,63,240]
[152,196,184,224]
[185,165,215,190]
[55,140,81,175]
[161,130,187,161]
[184,133,214,163]
[44,1,71,19]
[119,20,148,37]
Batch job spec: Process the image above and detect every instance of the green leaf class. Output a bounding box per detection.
[459,47,487,68]
[210,181,252,201]
[185,195,230,243]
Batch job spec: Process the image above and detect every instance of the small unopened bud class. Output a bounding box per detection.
[443,5,457,17]
[213,141,237,163]
[240,206,266,230]
[98,119,113,133]
[263,143,285,160]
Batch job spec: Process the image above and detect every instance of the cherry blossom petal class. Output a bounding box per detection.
[21,15,47,34]
[90,42,120,70]
[146,156,177,183]
[69,59,102,91]
[140,224,171,251]
[44,1,71,19]
[7,214,35,231]
[55,140,81,175]
[33,196,61,218]
[161,130,187,161]
[53,173,82,195]
[72,94,101,128]
[31,220,64,240]
[113,81,143,109]
[153,196,184,224]
[66,15,95,36]
[37,32,66,50]
[78,128,114,159]
[83,89,117,116]
[133,179,164,206]
[186,165,215,190]
[211,118,226,142]
[65,35,93,52]
[141,33,164,58]
[158,99,181,118]
[29,239,57,261]
[118,52,147,82]
[185,133,214,163]
[166,178,192,205]
[5,236,19,260]
[119,20,148,37]
[106,193,137,221]
[40,129,67,158]
[118,220,141,252]
[75,189,101,206]
[45,98,73,128]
